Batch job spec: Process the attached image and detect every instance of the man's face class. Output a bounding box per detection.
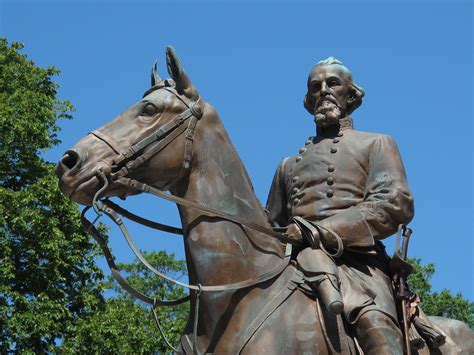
[307,64,352,127]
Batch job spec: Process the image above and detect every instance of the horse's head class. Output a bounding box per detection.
[55,47,203,205]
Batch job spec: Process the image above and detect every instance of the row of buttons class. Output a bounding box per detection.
[290,136,314,206]
[325,132,344,198]
[291,131,344,204]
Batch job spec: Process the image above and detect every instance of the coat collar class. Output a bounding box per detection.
[316,117,353,137]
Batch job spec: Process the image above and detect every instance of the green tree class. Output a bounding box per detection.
[61,251,189,353]
[0,38,105,352]
[408,258,474,327]
[0,38,189,353]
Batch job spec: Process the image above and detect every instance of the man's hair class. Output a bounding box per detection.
[304,57,365,116]
[317,56,344,66]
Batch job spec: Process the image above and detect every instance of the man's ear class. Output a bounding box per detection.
[347,84,364,114]
[166,46,199,101]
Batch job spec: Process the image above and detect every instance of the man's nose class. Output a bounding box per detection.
[321,82,329,95]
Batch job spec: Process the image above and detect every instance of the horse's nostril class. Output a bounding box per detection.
[61,151,80,170]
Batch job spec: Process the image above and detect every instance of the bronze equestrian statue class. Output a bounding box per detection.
[55,47,473,354]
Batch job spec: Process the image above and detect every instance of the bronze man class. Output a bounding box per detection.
[266,57,414,354]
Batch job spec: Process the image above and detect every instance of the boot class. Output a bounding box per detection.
[355,310,404,355]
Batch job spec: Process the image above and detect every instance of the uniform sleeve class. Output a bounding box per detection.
[318,135,414,249]
[266,158,290,228]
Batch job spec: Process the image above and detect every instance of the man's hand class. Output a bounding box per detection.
[286,223,303,241]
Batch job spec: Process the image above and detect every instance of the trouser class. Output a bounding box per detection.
[355,310,404,355]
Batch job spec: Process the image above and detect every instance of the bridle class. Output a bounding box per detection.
[90,80,203,183]
[81,81,303,353]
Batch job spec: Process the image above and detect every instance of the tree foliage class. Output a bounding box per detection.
[408,258,474,327]
[61,251,189,353]
[0,39,72,190]
[0,38,105,352]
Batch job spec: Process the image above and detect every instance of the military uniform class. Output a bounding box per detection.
[266,118,414,325]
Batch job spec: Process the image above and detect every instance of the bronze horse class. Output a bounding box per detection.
[56,47,473,354]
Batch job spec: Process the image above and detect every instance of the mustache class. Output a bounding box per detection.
[316,95,340,108]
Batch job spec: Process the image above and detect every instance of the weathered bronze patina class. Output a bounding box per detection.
[266,57,473,354]
[55,48,473,354]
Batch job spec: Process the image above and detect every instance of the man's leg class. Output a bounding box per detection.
[355,310,404,355]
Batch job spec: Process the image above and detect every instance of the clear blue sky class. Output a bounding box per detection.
[1,0,472,300]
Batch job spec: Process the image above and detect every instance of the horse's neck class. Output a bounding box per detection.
[176,109,284,285]
[173,107,285,350]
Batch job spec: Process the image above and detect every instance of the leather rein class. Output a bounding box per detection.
[81,82,299,352]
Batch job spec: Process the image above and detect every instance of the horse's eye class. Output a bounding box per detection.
[142,103,157,116]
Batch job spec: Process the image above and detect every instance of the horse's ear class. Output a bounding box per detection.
[166,46,199,100]
[151,60,161,86]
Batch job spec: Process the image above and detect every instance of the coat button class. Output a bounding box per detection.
[327,176,334,185]
[337,132,343,137]
[296,156,302,162]
[305,137,313,145]
[333,138,340,143]
[330,148,338,154]
[292,187,299,195]
[292,176,299,183]
[326,189,334,198]
[299,147,307,154]
[293,198,300,205]
[328,165,335,172]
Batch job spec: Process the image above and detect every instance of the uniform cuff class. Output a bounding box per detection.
[316,206,375,248]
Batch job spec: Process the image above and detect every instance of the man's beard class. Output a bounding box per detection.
[314,99,342,128]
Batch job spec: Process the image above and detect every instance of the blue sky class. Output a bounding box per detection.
[2,0,472,300]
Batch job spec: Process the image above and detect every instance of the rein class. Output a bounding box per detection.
[82,83,347,353]
[83,174,292,354]
[82,83,298,353]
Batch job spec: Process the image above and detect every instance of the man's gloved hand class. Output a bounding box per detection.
[286,223,303,242]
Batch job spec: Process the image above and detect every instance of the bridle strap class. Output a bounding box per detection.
[81,207,190,307]
[111,118,191,179]
[114,176,304,247]
[85,201,291,293]
[99,86,204,180]
[110,106,199,179]
[183,115,198,170]
[103,199,183,235]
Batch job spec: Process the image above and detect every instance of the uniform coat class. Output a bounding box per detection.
[266,118,414,323]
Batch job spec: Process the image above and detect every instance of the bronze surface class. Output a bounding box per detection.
[56,49,473,354]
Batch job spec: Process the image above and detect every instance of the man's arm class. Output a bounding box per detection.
[266,158,290,228]
[317,135,415,249]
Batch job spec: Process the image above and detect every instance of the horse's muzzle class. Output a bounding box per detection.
[55,149,81,178]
